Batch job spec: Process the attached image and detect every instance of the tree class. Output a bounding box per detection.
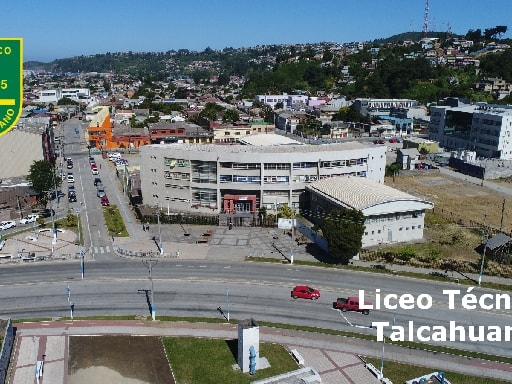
[27,160,60,196]
[222,109,240,123]
[321,208,365,264]
[277,205,294,219]
[57,97,79,105]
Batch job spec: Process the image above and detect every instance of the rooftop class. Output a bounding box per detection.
[307,176,431,211]
[144,140,376,155]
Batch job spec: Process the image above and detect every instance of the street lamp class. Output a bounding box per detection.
[157,207,163,255]
[75,211,84,280]
[66,284,74,320]
[142,259,158,320]
[226,288,230,322]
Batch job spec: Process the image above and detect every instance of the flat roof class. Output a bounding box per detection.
[239,134,303,146]
[144,141,376,155]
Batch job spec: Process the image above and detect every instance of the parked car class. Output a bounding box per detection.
[88,156,95,164]
[67,173,74,183]
[291,285,320,300]
[91,166,99,175]
[67,161,73,169]
[19,214,39,225]
[108,152,121,161]
[93,177,102,186]
[97,186,106,198]
[41,209,55,218]
[0,220,16,230]
[101,195,110,206]
[68,191,77,202]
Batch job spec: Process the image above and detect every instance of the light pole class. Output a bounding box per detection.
[226,288,230,322]
[142,259,158,320]
[76,211,84,280]
[380,336,385,380]
[290,209,295,265]
[66,284,74,320]
[157,207,163,255]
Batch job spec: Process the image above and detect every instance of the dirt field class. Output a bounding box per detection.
[68,336,174,384]
[369,171,512,276]
[386,172,511,233]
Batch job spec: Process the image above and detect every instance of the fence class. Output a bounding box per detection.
[432,207,510,237]
[113,246,179,258]
[0,319,13,384]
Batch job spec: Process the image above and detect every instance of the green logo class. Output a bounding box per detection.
[0,38,23,137]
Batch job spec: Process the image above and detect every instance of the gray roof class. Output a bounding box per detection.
[399,148,420,156]
[307,176,433,211]
[486,233,512,251]
[145,140,375,154]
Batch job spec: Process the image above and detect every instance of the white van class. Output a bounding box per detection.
[108,152,121,161]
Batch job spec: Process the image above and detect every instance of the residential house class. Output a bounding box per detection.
[397,148,421,170]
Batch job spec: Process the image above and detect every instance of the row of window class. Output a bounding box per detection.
[365,225,422,235]
[164,171,189,180]
[366,212,423,222]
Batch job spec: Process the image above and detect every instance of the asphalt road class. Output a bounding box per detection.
[1,258,511,357]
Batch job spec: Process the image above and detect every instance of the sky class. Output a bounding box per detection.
[4,0,512,62]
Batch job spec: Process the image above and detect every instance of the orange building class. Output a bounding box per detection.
[87,106,113,150]
[87,106,151,150]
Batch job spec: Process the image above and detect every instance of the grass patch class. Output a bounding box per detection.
[364,357,511,384]
[102,205,129,237]
[163,337,298,384]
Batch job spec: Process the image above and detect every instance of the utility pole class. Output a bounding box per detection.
[478,212,488,286]
[500,198,505,231]
[142,259,158,320]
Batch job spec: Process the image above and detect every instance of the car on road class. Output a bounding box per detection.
[88,156,95,164]
[0,220,16,230]
[101,195,110,206]
[291,285,320,300]
[67,173,74,183]
[93,177,102,186]
[373,139,385,145]
[91,166,99,175]
[19,214,39,225]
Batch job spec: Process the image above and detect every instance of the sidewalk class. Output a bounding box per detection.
[11,320,512,384]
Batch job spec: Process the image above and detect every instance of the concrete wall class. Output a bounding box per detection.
[237,318,259,373]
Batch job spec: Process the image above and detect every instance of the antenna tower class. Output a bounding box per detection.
[423,0,429,38]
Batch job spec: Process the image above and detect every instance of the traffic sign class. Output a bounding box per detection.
[0,38,23,136]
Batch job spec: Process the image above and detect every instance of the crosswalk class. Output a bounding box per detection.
[88,245,111,254]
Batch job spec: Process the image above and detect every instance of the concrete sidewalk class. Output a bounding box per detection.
[10,320,512,384]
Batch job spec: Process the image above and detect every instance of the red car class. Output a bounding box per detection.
[101,195,110,206]
[291,285,320,300]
